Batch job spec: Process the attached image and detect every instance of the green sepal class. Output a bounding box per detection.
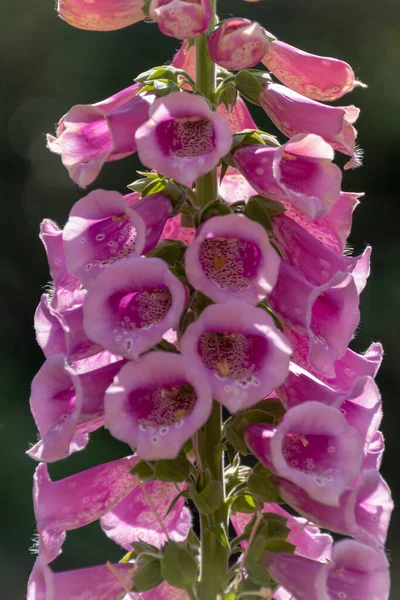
[164,489,188,518]
[154,456,191,482]
[161,541,198,589]
[248,195,286,216]
[194,198,232,227]
[130,460,155,482]
[235,69,271,105]
[265,539,296,553]
[147,239,187,265]
[225,424,250,455]
[248,464,280,503]
[130,540,160,559]
[231,493,258,514]
[244,196,273,231]
[188,480,223,514]
[133,558,163,592]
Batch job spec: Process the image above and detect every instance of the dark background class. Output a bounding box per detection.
[1,0,399,597]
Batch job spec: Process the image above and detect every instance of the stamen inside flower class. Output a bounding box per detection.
[128,382,196,427]
[109,288,172,331]
[198,331,269,388]
[156,116,216,157]
[198,237,262,292]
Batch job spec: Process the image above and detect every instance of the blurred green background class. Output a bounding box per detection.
[1,0,399,597]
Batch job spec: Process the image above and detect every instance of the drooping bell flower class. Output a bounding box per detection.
[218,166,257,204]
[258,82,361,169]
[217,97,258,133]
[269,261,360,377]
[161,214,196,245]
[83,256,187,360]
[271,214,370,290]
[63,189,172,286]
[149,0,211,39]
[208,18,269,70]
[27,559,135,600]
[34,295,67,358]
[57,0,146,31]
[47,85,155,187]
[172,40,196,80]
[279,191,361,254]
[105,351,212,459]
[267,539,390,600]
[101,478,191,548]
[135,92,232,187]
[185,214,280,304]
[234,134,342,219]
[276,468,393,551]
[33,456,138,563]
[231,502,332,561]
[245,401,364,505]
[262,39,366,101]
[27,353,125,463]
[364,431,385,471]
[180,302,291,413]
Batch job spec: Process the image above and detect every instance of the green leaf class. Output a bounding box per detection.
[130,461,155,482]
[131,540,160,559]
[147,239,187,265]
[206,523,230,550]
[264,539,296,553]
[232,493,258,514]
[262,512,290,541]
[244,197,273,231]
[161,541,198,589]
[133,558,163,592]
[127,178,149,193]
[225,424,250,455]
[235,70,263,104]
[154,456,191,482]
[242,559,275,587]
[248,464,280,503]
[188,480,222,514]
[164,490,187,518]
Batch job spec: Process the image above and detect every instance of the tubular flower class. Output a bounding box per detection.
[269,261,360,378]
[100,478,192,548]
[33,457,138,563]
[185,214,280,304]
[245,402,364,506]
[135,92,232,187]
[234,134,342,219]
[27,559,135,600]
[218,166,257,204]
[262,39,366,102]
[267,539,390,600]
[217,97,257,133]
[63,189,172,286]
[149,0,211,40]
[83,256,187,360]
[47,85,154,187]
[258,82,361,169]
[180,302,291,413]
[27,353,125,462]
[105,352,212,459]
[57,0,146,31]
[208,18,269,71]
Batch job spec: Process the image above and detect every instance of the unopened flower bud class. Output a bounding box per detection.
[149,0,211,40]
[208,18,269,70]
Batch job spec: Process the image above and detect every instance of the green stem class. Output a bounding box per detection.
[195,0,217,207]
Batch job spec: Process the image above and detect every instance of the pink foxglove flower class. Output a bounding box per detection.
[185,214,280,304]
[27,353,125,462]
[83,256,187,360]
[105,351,212,459]
[63,189,172,286]
[28,559,135,600]
[149,0,211,39]
[262,39,366,101]
[269,261,360,377]
[245,402,364,505]
[234,134,342,219]
[217,97,257,133]
[180,302,291,413]
[208,18,269,70]
[135,92,232,187]
[101,478,191,549]
[161,213,196,245]
[47,85,154,187]
[267,539,390,600]
[218,166,257,205]
[276,469,392,550]
[33,457,138,563]
[259,82,361,169]
[57,0,146,31]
